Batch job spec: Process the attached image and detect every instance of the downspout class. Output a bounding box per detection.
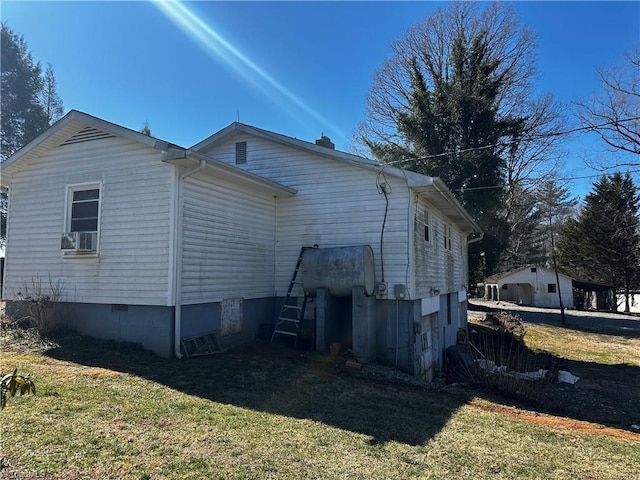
[274,196,278,296]
[174,159,206,358]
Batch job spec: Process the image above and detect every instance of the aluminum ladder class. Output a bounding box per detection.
[271,246,315,344]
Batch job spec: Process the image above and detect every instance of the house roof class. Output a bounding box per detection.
[486,265,574,284]
[193,122,482,236]
[1,111,480,235]
[1,110,175,185]
[0,110,295,196]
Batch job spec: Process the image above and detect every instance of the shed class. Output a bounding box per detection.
[485,266,574,309]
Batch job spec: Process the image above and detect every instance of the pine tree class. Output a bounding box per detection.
[358,3,563,281]
[557,172,640,311]
[0,23,64,248]
[40,63,64,124]
[1,23,50,160]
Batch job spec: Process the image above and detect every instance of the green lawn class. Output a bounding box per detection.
[1,326,638,479]
[524,322,640,366]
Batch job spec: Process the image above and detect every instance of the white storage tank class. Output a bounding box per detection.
[301,245,375,297]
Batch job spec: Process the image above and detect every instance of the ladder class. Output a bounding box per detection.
[180,331,222,358]
[271,246,315,344]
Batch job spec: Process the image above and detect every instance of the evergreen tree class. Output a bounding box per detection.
[0,23,64,248]
[498,179,577,272]
[40,63,64,124]
[1,23,50,160]
[357,3,563,281]
[139,120,152,136]
[557,172,640,311]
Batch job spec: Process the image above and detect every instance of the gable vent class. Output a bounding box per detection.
[60,126,116,146]
[235,141,247,164]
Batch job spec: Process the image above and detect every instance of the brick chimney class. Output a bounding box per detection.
[315,134,335,149]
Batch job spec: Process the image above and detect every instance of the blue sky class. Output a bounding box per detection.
[2,1,639,198]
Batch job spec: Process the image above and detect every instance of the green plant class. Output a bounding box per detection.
[1,368,36,410]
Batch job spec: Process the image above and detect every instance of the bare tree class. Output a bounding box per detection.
[578,47,640,159]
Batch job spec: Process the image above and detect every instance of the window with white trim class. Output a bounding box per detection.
[443,223,452,250]
[414,207,431,243]
[62,184,100,253]
[423,210,430,242]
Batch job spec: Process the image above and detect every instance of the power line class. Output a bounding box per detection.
[387,117,640,166]
[451,169,640,193]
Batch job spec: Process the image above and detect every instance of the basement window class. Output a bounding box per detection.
[235,141,247,165]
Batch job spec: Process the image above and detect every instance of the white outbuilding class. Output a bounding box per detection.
[484,266,574,309]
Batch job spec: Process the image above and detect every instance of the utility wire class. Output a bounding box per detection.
[450,169,640,193]
[386,117,640,166]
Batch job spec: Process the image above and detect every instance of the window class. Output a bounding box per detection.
[70,188,99,232]
[424,211,430,242]
[531,267,537,273]
[443,224,452,250]
[62,184,100,254]
[548,283,557,293]
[415,208,430,242]
[235,141,247,164]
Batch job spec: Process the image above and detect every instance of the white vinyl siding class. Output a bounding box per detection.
[3,136,173,305]
[200,135,411,297]
[180,171,276,303]
[414,196,467,298]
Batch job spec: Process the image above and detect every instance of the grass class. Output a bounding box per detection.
[1,324,639,479]
[524,323,640,366]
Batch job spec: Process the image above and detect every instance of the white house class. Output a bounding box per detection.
[1,110,482,380]
[485,266,574,309]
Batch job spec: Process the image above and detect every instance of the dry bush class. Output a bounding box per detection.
[11,274,70,335]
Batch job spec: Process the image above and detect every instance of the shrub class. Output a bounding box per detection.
[13,274,69,335]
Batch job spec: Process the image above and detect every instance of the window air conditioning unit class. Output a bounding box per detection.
[61,232,97,252]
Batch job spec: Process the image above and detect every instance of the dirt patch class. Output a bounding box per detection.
[484,311,527,339]
[470,398,640,441]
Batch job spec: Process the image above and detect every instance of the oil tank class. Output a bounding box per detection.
[301,245,375,297]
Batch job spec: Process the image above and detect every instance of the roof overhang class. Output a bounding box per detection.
[487,266,575,284]
[405,172,482,237]
[162,148,297,198]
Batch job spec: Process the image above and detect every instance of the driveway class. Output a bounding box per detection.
[468,298,640,336]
